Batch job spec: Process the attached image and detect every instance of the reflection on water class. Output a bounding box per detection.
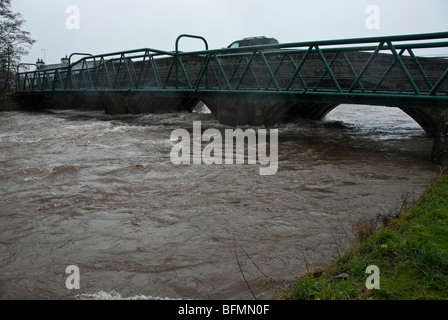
[0,104,440,299]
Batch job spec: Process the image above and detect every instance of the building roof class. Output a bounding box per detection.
[36,58,94,71]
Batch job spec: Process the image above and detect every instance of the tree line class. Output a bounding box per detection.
[1,0,35,94]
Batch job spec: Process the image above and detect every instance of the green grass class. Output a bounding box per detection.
[284,174,448,300]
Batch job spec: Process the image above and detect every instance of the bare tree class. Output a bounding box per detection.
[1,0,35,92]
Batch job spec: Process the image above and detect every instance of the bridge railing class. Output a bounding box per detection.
[16,47,177,92]
[16,32,448,108]
[173,32,448,106]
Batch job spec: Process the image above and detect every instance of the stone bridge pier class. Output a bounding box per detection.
[430,109,448,166]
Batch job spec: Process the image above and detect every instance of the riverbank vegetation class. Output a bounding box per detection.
[282,173,448,300]
[0,92,19,111]
[1,0,35,111]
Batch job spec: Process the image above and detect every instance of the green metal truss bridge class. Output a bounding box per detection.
[16,32,448,108]
[14,32,448,165]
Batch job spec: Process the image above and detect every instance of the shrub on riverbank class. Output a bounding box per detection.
[0,93,19,111]
[284,173,448,300]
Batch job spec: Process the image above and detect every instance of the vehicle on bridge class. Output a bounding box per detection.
[227,36,279,48]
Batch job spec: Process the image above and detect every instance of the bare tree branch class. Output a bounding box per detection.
[1,0,36,92]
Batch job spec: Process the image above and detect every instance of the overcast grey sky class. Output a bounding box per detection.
[11,0,448,64]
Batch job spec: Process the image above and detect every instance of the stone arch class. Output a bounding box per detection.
[399,108,437,137]
[282,79,439,136]
[285,102,437,136]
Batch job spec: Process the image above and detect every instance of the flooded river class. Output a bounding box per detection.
[0,104,441,300]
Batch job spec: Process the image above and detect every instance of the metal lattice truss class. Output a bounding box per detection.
[16,32,448,108]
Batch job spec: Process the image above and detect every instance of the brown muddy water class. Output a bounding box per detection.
[0,104,441,300]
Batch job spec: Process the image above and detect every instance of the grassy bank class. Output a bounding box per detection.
[283,174,448,300]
